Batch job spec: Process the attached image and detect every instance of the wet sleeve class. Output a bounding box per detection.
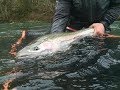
[101,0,120,29]
[50,0,72,33]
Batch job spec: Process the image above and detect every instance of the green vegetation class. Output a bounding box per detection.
[0,0,119,23]
[0,0,55,22]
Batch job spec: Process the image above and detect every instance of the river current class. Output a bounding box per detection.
[0,21,120,90]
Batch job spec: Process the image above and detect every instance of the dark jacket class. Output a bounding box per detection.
[51,0,120,33]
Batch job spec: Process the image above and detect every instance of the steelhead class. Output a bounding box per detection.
[16,28,95,59]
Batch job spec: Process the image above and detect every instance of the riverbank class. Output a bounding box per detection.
[0,0,55,23]
[0,0,120,23]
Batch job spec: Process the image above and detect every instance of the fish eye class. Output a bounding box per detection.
[33,46,39,51]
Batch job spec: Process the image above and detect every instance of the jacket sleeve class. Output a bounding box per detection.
[51,0,72,33]
[101,0,120,29]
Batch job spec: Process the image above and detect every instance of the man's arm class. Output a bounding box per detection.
[90,0,120,36]
[101,0,120,29]
[51,0,72,33]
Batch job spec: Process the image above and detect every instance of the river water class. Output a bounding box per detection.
[0,21,120,90]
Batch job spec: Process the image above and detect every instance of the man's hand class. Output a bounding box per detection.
[89,23,105,36]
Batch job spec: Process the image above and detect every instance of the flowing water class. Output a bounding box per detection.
[0,21,120,90]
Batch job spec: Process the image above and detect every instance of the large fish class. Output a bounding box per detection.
[16,28,95,59]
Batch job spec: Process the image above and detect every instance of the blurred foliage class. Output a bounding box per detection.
[0,0,119,23]
[0,0,56,22]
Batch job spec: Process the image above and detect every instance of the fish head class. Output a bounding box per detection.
[16,40,54,60]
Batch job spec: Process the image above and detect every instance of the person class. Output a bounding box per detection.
[10,0,120,56]
[51,0,120,36]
